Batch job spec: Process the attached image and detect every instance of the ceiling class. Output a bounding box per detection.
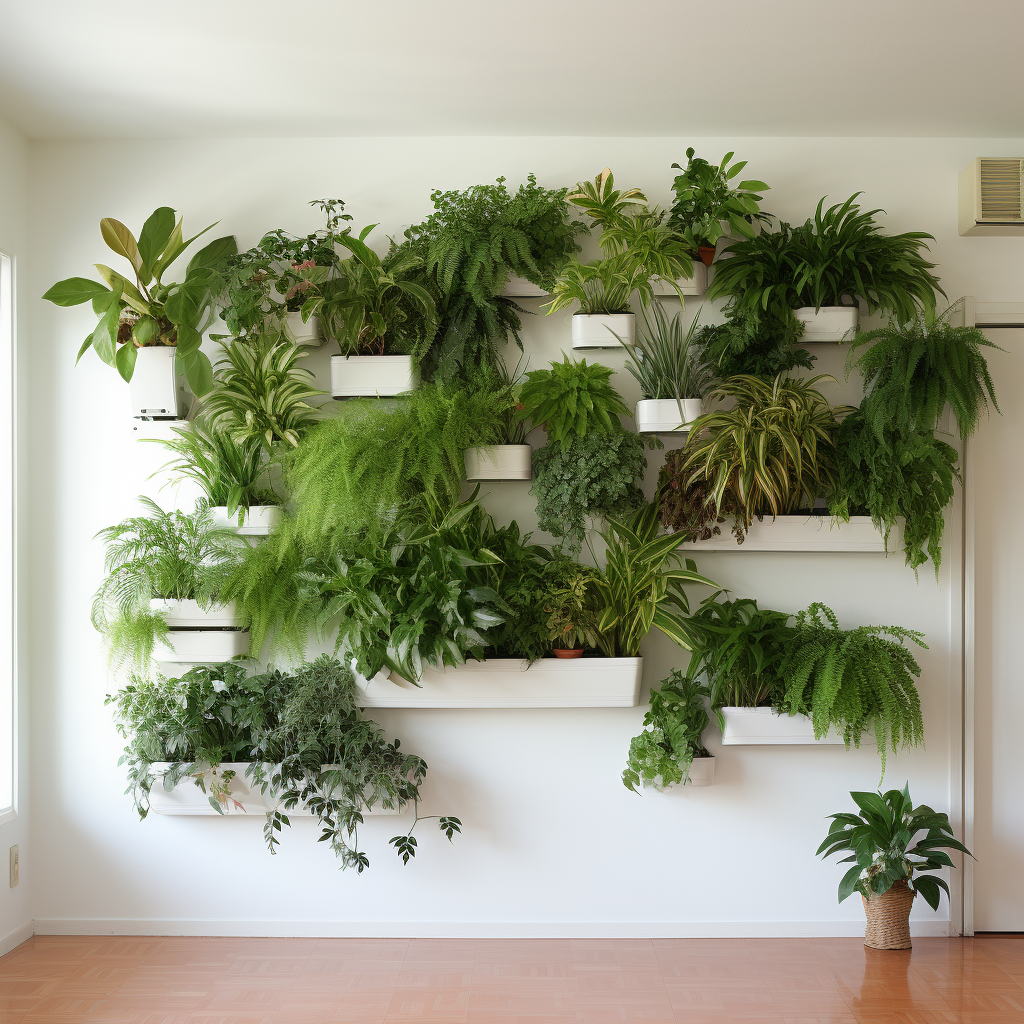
[2,0,1023,140]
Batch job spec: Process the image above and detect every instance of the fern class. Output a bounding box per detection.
[693,310,814,379]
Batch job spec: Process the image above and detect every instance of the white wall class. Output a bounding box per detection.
[0,113,31,955]
[25,136,1016,937]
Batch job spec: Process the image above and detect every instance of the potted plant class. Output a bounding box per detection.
[542,562,601,658]
[617,302,713,433]
[43,206,237,415]
[692,309,814,379]
[92,498,245,669]
[668,148,770,266]
[462,362,533,481]
[817,785,971,949]
[623,670,720,791]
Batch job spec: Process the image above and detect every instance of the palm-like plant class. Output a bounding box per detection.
[544,259,644,316]
[817,785,971,911]
[618,302,714,401]
[566,167,647,228]
[591,502,717,658]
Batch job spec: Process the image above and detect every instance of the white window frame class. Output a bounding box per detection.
[0,250,14,826]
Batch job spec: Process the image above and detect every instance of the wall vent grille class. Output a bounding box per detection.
[979,159,1023,221]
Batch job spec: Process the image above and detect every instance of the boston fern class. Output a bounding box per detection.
[818,785,971,910]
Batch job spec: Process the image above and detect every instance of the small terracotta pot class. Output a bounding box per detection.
[698,246,717,267]
[552,648,585,659]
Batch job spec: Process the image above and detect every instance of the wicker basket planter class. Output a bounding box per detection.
[862,880,916,949]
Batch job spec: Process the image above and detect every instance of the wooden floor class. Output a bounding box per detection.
[0,934,1022,1023]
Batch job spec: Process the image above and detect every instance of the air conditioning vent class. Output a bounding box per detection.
[960,158,1024,235]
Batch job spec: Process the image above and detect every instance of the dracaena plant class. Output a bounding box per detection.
[817,785,971,911]
[43,207,237,396]
[618,302,714,402]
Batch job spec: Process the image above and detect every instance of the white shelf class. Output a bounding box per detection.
[720,708,846,745]
[683,515,891,552]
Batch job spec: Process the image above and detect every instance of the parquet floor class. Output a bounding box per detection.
[0,934,1021,1023]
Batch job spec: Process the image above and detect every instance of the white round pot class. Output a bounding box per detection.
[464,444,532,481]
[687,756,716,787]
[635,399,704,434]
[331,355,419,397]
[154,629,250,664]
[795,306,859,343]
[150,599,239,629]
[129,345,183,420]
[571,313,635,349]
[211,505,283,536]
[283,310,319,346]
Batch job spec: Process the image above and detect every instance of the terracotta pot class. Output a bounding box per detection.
[552,648,585,659]
[862,880,916,949]
[698,245,717,267]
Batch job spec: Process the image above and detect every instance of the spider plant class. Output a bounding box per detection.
[678,374,846,536]
[544,258,645,316]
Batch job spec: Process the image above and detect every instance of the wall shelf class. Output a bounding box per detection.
[683,515,892,553]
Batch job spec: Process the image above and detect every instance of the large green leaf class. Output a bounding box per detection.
[137,207,176,282]
[114,341,138,383]
[100,218,142,272]
[186,234,237,275]
[184,351,214,398]
[94,265,150,316]
[42,277,109,307]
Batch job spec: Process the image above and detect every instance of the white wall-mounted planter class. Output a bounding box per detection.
[211,505,283,536]
[150,599,239,628]
[502,275,548,297]
[687,515,890,552]
[795,306,859,343]
[355,657,643,708]
[283,310,319,346]
[652,264,708,297]
[464,445,532,481]
[130,346,183,420]
[148,763,265,815]
[331,355,418,398]
[154,629,250,664]
[643,756,716,791]
[721,707,845,745]
[572,313,634,349]
[635,399,704,434]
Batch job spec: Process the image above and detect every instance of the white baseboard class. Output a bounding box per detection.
[0,920,33,957]
[31,919,954,939]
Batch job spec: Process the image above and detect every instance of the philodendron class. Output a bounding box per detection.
[43,207,237,397]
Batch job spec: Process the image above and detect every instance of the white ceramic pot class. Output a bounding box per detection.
[571,313,635,349]
[686,514,889,552]
[635,399,704,434]
[355,657,643,709]
[652,264,708,297]
[464,445,532,481]
[501,275,548,297]
[150,599,239,628]
[147,762,264,815]
[129,346,183,420]
[795,306,859,343]
[687,756,716,787]
[720,706,845,745]
[154,629,250,664]
[331,355,419,397]
[210,505,283,536]
[283,310,319,346]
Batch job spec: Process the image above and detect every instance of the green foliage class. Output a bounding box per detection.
[619,302,714,401]
[518,356,630,444]
[531,433,648,552]
[668,148,770,250]
[545,260,641,315]
[817,784,971,908]
[591,502,717,658]
[44,206,236,397]
[693,310,814,379]
[850,306,999,441]
[657,469,732,541]
[678,374,844,537]
[829,409,960,576]
[199,332,323,450]
[780,604,926,775]
[622,670,719,792]
[542,559,601,651]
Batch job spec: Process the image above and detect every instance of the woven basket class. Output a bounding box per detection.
[862,880,916,949]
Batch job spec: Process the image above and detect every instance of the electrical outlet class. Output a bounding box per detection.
[9,845,18,887]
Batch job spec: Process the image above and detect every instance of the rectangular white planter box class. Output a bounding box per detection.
[283,310,319,346]
[154,629,250,663]
[652,265,707,297]
[130,346,183,420]
[795,306,859,343]
[502,274,548,297]
[643,756,716,790]
[355,657,643,708]
[635,399,704,434]
[148,763,265,815]
[464,444,532,481]
[687,515,890,552]
[331,355,418,397]
[721,707,845,745]
[211,505,283,536]
[572,313,635,349]
[150,599,239,628]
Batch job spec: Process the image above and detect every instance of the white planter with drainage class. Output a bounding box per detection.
[150,599,239,628]
[795,306,859,343]
[687,756,717,786]
[283,310,319,346]
[154,629,250,664]
[211,505,283,536]
[464,445,532,481]
[130,346,183,420]
[635,399,704,434]
[571,313,634,349]
[720,706,845,745]
[331,355,418,397]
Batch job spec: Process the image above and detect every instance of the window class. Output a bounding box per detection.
[0,251,13,824]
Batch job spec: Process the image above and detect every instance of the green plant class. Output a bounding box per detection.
[154,420,279,521]
[463,360,528,445]
[817,784,971,910]
[517,356,630,444]
[618,302,714,401]
[656,470,732,541]
[829,408,960,576]
[591,502,717,658]
[43,207,237,396]
[544,259,644,316]
[543,561,601,651]
[92,499,240,670]
[678,374,844,537]
[850,306,999,441]
[622,670,720,792]
[531,433,649,553]
[780,604,925,774]
[693,310,814,379]
[199,332,323,450]
[668,148,770,252]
